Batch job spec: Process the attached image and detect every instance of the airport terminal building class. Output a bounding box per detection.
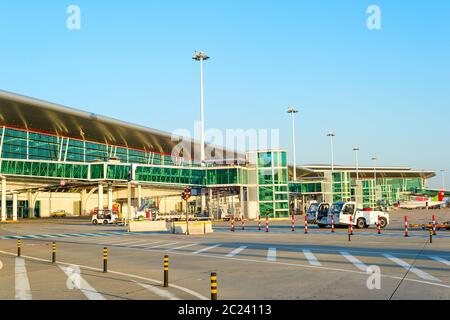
[0,90,437,221]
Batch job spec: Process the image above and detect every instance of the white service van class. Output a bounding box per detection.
[317,201,389,229]
[307,202,330,224]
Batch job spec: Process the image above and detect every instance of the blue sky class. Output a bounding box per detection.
[0,0,448,189]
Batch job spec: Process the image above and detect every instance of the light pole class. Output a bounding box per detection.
[287,107,299,214]
[192,51,210,166]
[327,132,335,171]
[193,51,210,216]
[353,146,360,181]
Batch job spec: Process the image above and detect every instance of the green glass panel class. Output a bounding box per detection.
[275,202,289,210]
[90,164,104,179]
[259,202,274,218]
[258,152,272,168]
[258,168,273,185]
[275,193,288,201]
[259,187,274,201]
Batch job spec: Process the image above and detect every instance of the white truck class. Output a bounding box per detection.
[317,201,389,229]
[307,202,330,224]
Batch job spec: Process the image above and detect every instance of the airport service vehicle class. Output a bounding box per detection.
[51,210,67,218]
[317,201,389,229]
[92,210,119,225]
[307,202,329,224]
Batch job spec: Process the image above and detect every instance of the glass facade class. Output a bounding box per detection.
[256,151,289,218]
[332,172,352,203]
[0,127,199,166]
[1,159,88,179]
[0,126,432,217]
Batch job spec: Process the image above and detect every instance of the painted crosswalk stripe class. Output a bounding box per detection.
[59,265,106,300]
[63,233,86,238]
[99,238,140,245]
[384,254,441,282]
[147,242,179,249]
[111,240,149,246]
[341,251,369,272]
[166,243,199,252]
[135,281,180,300]
[267,248,277,262]
[302,249,321,266]
[428,256,450,267]
[23,235,45,239]
[225,246,247,257]
[51,234,73,238]
[15,258,32,300]
[129,241,164,248]
[192,244,221,255]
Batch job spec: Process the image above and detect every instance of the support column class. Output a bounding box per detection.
[209,188,213,218]
[127,182,132,220]
[1,177,6,222]
[240,185,245,219]
[108,186,113,210]
[98,183,104,212]
[201,193,206,215]
[12,193,18,222]
[137,185,142,207]
[80,189,87,216]
[27,191,35,219]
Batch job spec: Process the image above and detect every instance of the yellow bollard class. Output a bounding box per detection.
[103,247,108,273]
[211,272,218,300]
[164,255,169,287]
[17,239,21,257]
[52,242,56,263]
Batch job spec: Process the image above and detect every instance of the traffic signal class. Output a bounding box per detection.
[182,188,191,201]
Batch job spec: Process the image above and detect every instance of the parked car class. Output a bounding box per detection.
[52,210,67,218]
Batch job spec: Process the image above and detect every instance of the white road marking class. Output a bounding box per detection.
[96,238,141,245]
[59,265,106,300]
[384,254,442,282]
[1,249,447,295]
[135,281,180,300]
[92,237,134,244]
[302,249,321,266]
[192,244,221,255]
[25,235,47,239]
[225,246,247,257]
[146,242,179,249]
[110,239,149,246]
[341,251,369,272]
[166,243,199,252]
[15,258,32,300]
[129,241,164,248]
[428,256,450,267]
[267,248,277,262]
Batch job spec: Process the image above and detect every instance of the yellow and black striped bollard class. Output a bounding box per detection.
[103,247,108,273]
[17,239,21,257]
[211,272,218,300]
[52,242,56,263]
[164,255,169,287]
